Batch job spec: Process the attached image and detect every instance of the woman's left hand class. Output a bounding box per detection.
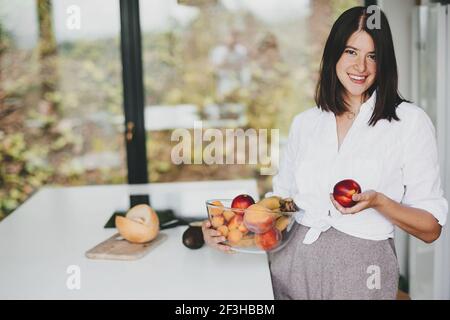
[329,190,380,215]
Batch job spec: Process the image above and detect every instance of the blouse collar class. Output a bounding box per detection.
[328,90,377,125]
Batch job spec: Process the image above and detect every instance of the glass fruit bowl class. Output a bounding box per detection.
[205,198,297,254]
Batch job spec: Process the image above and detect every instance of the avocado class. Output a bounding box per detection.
[182,226,204,249]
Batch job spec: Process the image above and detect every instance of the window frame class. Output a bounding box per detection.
[119,0,148,184]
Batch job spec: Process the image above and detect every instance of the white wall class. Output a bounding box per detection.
[379,0,450,299]
[378,0,416,100]
[378,0,416,280]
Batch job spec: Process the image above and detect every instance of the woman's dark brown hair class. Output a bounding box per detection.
[315,6,407,126]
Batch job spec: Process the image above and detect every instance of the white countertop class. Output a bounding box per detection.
[0,180,274,299]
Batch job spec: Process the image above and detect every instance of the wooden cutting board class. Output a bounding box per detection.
[85,232,168,261]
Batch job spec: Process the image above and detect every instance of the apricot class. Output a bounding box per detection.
[227,214,243,230]
[238,223,249,235]
[211,215,225,228]
[243,204,276,234]
[223,210,235,222]
[227,229,243,245]
[208,200,224,216]
[217,225,229,237]
[235,235,255,247]
[255,228,281,251]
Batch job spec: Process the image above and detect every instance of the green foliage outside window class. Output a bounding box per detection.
[0,0,361,220]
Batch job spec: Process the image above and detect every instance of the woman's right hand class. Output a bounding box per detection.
[202,220,232,253]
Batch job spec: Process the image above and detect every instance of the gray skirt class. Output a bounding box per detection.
[268,223,399,300]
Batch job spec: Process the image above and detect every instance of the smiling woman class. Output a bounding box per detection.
[315,5,405,126]
[336,32,377,107]
[266,6,448,300]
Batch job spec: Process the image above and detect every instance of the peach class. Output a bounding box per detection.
[227,229,243,245]
[217,225,229,237]
[223,210,235,222]
[231,194,255,213]
[255,228,281,251]
[333,179,361,208]
[211,215,225,228]
[208,200,224,216]
[243,204,276,234]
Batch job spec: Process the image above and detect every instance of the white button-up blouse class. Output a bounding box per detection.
[272,91,448,244]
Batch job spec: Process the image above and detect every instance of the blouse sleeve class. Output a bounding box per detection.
[401,108,448,226]
[267,115,301,198]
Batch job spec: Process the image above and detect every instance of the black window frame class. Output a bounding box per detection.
[365,0,378,6]
[119,0,148,184]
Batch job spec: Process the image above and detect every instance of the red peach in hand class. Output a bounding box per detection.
[333,179,362,208]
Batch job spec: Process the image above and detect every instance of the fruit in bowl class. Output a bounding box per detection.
[255,228,282,251]
[206,194,298,252]
[231,194,255,215]
[243,204,277,234]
